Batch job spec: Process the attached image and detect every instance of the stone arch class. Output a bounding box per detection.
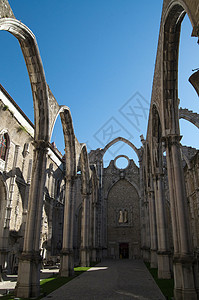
[102,137,140,159]
[0,18,49,141]
[101,137,141,160]
[162,2,198,135]
[179,108,199,129]
[57,106,77,177]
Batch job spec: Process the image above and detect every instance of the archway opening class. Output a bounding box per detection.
[178,15,199,114]
[0,31,33,122]
[179,119,199,149]
[50,116,65,157]
[103,141,139,168]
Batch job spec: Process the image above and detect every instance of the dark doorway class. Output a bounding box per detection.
[119,243,129,259]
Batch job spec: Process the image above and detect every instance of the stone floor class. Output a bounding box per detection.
[42,260,165,300]
[0,260,165,299]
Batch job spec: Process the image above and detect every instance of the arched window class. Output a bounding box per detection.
[0,134,8,161]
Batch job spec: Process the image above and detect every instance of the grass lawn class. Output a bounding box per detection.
[145,262,174,300]
[0,266,91,300]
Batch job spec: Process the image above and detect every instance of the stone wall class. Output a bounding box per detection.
[103,159,141,259]
[0,85,65,272]
[184,150,199,253]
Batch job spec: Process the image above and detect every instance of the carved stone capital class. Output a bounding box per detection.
[163,134,182,147]
[32,140,49,152]
[65,175,77,183]
[81,191,91,197]
[61,248,74,256]
[157,250,171,256]
[152,172,164,182]
[19,251,42,263]
[173,253,195,264]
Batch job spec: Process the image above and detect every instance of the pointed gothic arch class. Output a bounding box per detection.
[179,108,199,130]
[105,177,141,200]
[0,18,50,141]
[58,106,77,177]
[102,137,140,160]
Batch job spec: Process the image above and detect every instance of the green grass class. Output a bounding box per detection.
[0,266,92,300]
[74,266,90,272]
[145,262,174,300]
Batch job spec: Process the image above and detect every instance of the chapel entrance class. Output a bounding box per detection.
[119,243,129,259]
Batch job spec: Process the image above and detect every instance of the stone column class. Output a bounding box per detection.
[148,189,158,268]
[97,160,103,259]
[165,135,197,300]
[20,154,32,251]
[87,193,91,265]
[140,156,150,261]
[60,176,76,277]
[91,202,97,262]
[153,173,171,279]
[142,199,150,262]
[81,193,90,266]
[16,140,48,299]
[190,169,199,248]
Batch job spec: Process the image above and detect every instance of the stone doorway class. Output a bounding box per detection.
[119,243,129,259]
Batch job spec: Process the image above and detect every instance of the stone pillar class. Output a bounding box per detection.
[142,199,150,262]
[81,193,90,266]
[87,193,91,264]
[16,141,48,299]
[98,160,104,259]
[20,155,32,251]
[190,169,199,248]
[140,155,150,261]
[165,135,197,300]
[153,173,171,279]
[148,189,158,268]
[60,176,76,277]
[91,202,97,262]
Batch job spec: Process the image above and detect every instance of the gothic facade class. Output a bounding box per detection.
[0,1,199,299]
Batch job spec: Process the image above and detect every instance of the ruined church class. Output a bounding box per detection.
[0,0,199,299]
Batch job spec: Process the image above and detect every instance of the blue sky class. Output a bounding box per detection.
[0,1,199,166]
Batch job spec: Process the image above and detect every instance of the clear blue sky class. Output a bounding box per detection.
[0,0,199,166]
